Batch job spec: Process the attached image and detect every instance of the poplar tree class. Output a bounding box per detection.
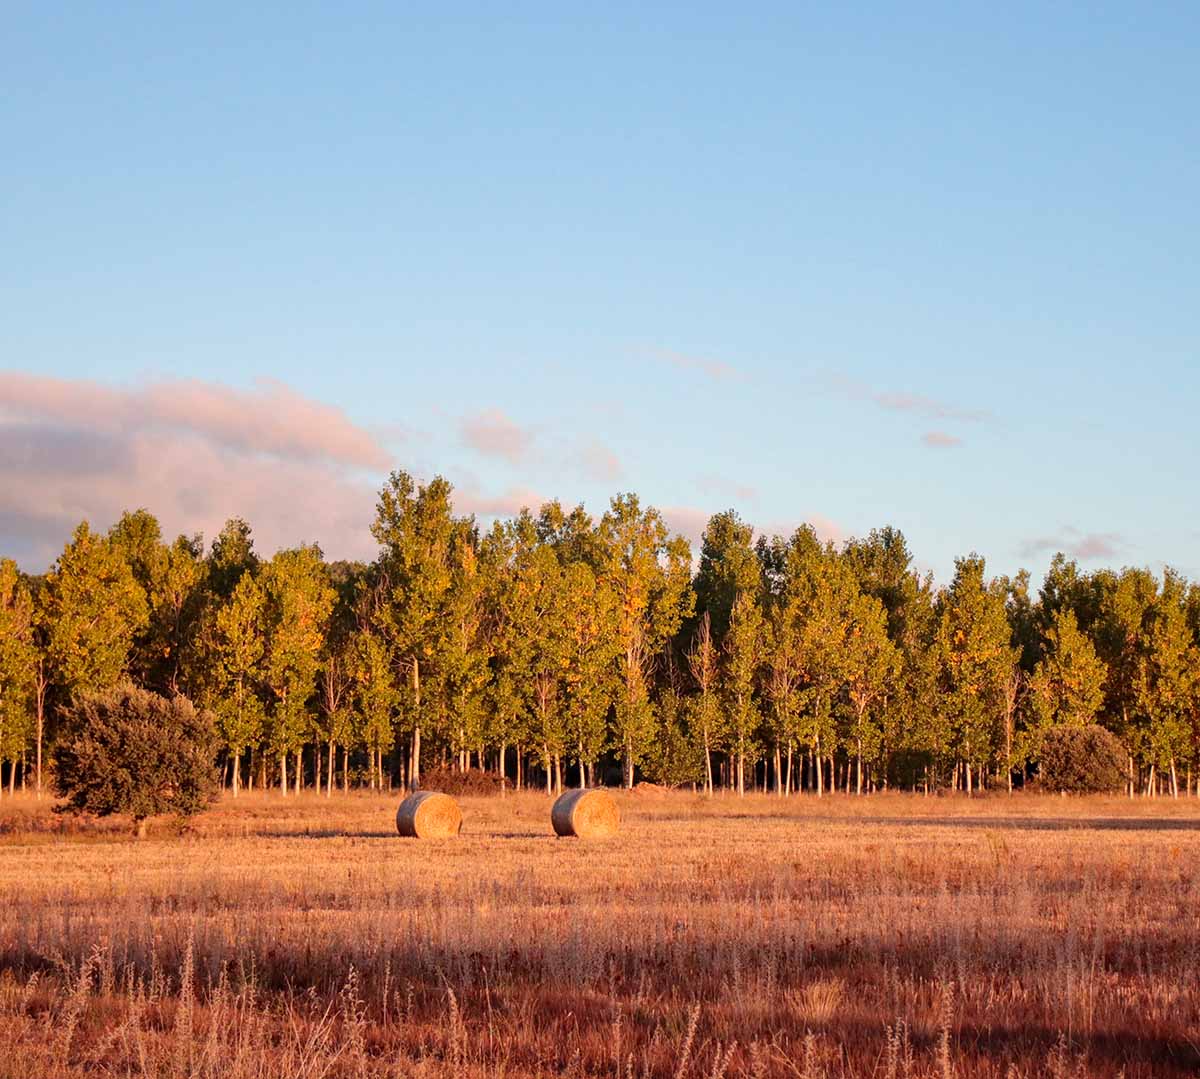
[350,629,397,789]
[561,561,618,786]
[441,534,491,770]
[692,511,760,643]
[722,591,764,794]
[789,532,855,794]
[1093,568,1158,747]
[933,556,1015,792]
[598,494,692,787]
[109,511,208,694]
[1028,608,1107,737]
[843,592,898,794]
[762,594,802,794]
[260,545,335,794]
[0,560,36,793]
[211,572,267,795]
[685,611,723,794]
[515,541,570,793]
[481,519,528,786]
[42,522,148,697]
[1136,586,1198,796]
[370,472,461,787]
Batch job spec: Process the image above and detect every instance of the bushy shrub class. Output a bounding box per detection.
[418,766,504,796]
[1039,724,1126,794]
[52,683,218,835]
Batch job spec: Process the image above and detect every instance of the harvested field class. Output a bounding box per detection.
[1,789,1198,1077]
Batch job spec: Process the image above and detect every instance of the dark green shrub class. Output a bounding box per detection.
[1039,724,1126,794]
[52,683,218,836]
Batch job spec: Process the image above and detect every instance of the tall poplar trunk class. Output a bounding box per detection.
[232,749,240,797]
[280,754,288,796]
[34,660,47,798]
[410,659,422,790]
[327,739,334,796]
[703,729,713,795]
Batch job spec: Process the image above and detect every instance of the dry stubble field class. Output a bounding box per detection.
[1,789,1199,1078]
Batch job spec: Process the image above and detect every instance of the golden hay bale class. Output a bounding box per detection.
[396,791,462,838]
[551,788,619,838]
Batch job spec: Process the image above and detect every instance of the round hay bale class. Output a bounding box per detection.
[551,787,619,838]
[396,791,462,838]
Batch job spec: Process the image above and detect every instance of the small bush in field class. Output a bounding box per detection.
[418,766,504,797]
[52,682,219,836]
[1039,724,1126,794]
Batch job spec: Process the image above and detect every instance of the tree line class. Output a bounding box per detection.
[2,471,1199,798]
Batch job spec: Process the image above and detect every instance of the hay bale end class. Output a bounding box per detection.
[396,791,463,838]
[551,787,619,838]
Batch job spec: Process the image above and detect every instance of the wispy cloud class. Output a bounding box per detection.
[921,430,964,449]
[649,348,746,382]
[826,373,993,424]
[0,371,391,570]
[698,475,760,503]
[1019,527,1125,562]
[459,409,535,464]
[577,440,623,483]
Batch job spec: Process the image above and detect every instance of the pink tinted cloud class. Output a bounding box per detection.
[577,440,623,482]
[0,427,381,570]
[827,374,993,424]
[0,372,390,469]
[453,485,545,519]
[698,475,760,503]
[1019,528,1124,562]
[660,506,712,551]
[650,348,745,382]
[0,372,397,569]
[921,430,964,448]
[660,506,842,558]
[459,409,534,463]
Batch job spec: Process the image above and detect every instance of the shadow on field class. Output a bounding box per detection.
[729,815,1200,832]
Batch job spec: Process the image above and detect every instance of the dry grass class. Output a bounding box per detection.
[1,787,1199,1077]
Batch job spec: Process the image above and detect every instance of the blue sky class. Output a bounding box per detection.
[3,4,1198,581]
